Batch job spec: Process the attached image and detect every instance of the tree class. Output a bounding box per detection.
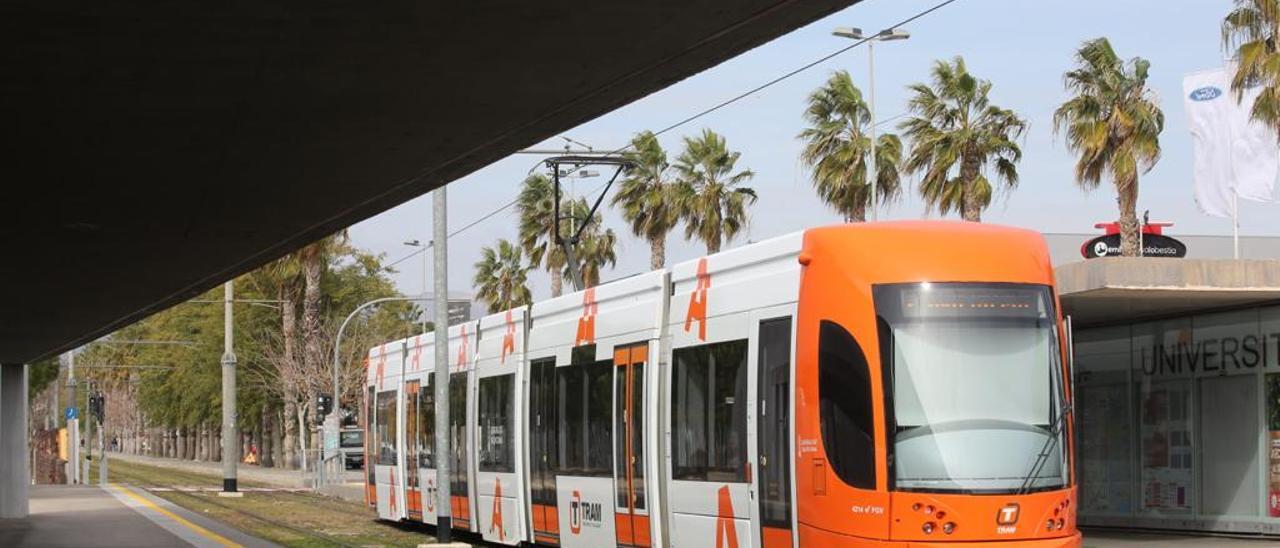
[517,174,569,297]
[1054,38,1164,257]
[561,198,618,288]
[473,239,533,313]
[798,70,903,222]
[1222,0,1280,139]
[900,56,1027,222]
[673,129,758,254]
[614,131,681,269]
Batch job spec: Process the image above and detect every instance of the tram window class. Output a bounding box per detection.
[586,362,612,472]
[818,320,875,489]
[418,374,435,468]
[557,363,585,472]
[672,339,749,482]
[449,372,469,495]
[376,390,398,466]
[555,345,613,477]
[478,374,515,472]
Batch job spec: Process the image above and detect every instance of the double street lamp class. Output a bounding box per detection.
[832,26,910,222]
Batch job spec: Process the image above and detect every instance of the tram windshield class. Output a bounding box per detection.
[875,283,1068,494]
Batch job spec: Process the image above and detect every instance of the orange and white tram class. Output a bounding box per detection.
[366,222,1080,547]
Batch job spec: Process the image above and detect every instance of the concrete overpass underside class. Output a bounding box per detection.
[0,0,858,365]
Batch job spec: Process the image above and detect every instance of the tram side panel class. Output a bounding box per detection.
[526,271,666,548]
[402,335,433,525]
[664,233,801,548]
[369,341,408,522]
[474,308,528,545]
[450,321,479,532]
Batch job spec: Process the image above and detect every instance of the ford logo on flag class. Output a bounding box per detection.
[1189,86,1222,101]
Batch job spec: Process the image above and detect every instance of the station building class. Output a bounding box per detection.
[1043,231,1280,535]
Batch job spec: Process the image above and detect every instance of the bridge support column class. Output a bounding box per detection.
[0,363,29,518]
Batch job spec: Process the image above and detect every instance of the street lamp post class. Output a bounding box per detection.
[832,26,910,222]
[403,239,434,333]
[220,279,240,496]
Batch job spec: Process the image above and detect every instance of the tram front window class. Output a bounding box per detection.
[875,283,1068,494]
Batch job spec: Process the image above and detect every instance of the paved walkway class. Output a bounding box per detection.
[108,451,362,488]
[0,485,275,547]
[1084,530,1280,547]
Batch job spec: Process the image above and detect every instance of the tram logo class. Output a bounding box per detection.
[996,503,1020,532]
[410,335,422,371]
[568,489,602,535]
[456,325,469,370]
[501,310,516,364]
[575,288,597,347]
[715,485,739,548]
[375,343,387,386]
[685,258,711,341]
[490,478,506,541]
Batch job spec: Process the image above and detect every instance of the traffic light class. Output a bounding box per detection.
[88,393,105,424]
[315,393,333,424]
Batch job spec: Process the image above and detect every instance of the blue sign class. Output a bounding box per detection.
[65,407,77,420]
[1189,86,1223,102]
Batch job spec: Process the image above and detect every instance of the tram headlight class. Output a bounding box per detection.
[1045,519,1056,531]
[942,522,956,534]
[922,522,936,534]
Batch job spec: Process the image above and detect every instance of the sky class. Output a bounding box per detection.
[347,0,1268,303]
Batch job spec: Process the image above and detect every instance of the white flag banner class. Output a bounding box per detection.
[1183,66,1279,218]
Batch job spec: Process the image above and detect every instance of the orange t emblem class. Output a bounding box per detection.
[575,288,597,347]
[715,485,739,548]
[685,258,710,341]
[490,478,506,540]
[501,310,516,364]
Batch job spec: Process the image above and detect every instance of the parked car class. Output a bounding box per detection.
[339,428,364,470]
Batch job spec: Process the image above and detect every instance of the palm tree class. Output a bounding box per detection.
[1222,0,1280,139]
[1054,37,1164,257]
[473,239,533,314]
[516,173,569,297]
[799,70,903,222]
[673,129,758,254]
[613,131,680,270]
[900,57,1027,222]
[560,198,618,288]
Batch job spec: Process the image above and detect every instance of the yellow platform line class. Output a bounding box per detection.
[108,483,243,548]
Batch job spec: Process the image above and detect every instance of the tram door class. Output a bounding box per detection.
[405,380,422,521]
[528,357,560,545]
[449,371,472,530]
[757,317,793,548]
[614,343,649,547]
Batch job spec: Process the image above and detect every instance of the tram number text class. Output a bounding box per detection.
[851,505,884,515]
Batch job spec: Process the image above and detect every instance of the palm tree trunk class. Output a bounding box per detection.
[283,399,297,469]
[550,268,563,298]
[707,237,721,255]
[649,236,665,271]
[1117,178,1141,257]
[960,153,983,222]
[302,253,323,402]
[851,201,867,223]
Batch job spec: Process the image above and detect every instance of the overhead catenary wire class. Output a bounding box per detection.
[385,0,962,269]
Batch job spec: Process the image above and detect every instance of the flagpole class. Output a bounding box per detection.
[1233,188,1240,259]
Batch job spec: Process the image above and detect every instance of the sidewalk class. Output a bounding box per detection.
[0,484,276,548]
[1084,530,1280,547]
[109,451,367,503]
[108,451,362,488]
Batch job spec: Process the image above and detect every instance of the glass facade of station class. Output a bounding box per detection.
[1076,305,1280,534]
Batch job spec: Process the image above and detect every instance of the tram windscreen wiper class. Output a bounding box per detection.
[1016,403,1072,495]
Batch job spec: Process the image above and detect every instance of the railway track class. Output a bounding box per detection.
[108,465,364,548]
